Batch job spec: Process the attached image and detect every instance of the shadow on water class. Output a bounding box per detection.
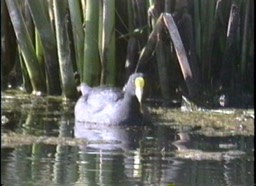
[1,91,254,186]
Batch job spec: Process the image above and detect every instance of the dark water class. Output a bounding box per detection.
[1,93,254,186]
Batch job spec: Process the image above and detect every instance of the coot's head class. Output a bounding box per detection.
[123,73,145,103]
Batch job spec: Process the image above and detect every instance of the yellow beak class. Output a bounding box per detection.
[135,77,145,113]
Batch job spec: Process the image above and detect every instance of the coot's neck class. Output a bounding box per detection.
[123,92,140,111]
[117,91,143,125]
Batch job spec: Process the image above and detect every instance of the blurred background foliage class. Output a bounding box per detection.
[1,0,254,107]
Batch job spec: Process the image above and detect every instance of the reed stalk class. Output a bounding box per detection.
[27,0,61,95]
[82,0,101,86]
[68,0,84,79]
[100,0,116,85]
[5,0,46,94]
[53,0,77,98]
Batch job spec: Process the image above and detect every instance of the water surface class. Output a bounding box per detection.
[1,92,254,186]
